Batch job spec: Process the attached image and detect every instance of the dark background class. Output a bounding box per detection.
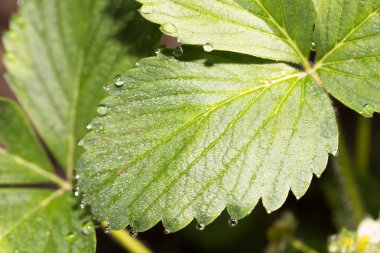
[1,1,379,252]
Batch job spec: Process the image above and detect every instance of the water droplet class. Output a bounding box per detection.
[140,4,154,14]
[114,74,126,87]
[161,23,177,34]
[75,174,80,180]
[77,139,84,147]
[66,232,75,242]
[86,123,93,130]
[73,187,80,197]
[332,150,339,157]
[196,223,205,231]
[80,201,86,209]
[172,46,183,58]
[103,226,111,234]
[103,83,110,91]
[228,219,238,228]
[81,222,94,235]
[362,104,374,118]
[129,229,138,237]
[164,229,170,234]
[155,48,161,55]
[203,43,214,52]
[310,42,316,51]
[97,105,108,116]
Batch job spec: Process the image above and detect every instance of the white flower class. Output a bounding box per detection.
[357,218,380,244]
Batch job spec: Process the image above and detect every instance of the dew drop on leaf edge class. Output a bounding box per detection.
[362,104,374,118]
[73,187,80,197]
[164,229,170,234]
[97,105,108,117]
[114,74,125,87]
[310,42,316,51]
[173,46,183,58]
[129,229,138,237]
[196,223,205,231]
[228,219,238,228]
[103,226,111,234]
[161,23,177,34]
[203,43,214,52]
[140,4,154,14]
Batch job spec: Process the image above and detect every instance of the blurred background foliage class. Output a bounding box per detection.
[1,1,379,252]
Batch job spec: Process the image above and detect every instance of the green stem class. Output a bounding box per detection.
[333,134,365,228]
[355,116,372,176]
[101,222,152,253]
[291,239,319,253]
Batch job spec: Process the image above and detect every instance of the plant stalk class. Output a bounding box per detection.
[355,116,372,176]
[291,239,319,253]
[333,134,366,228]
[101,222,152,253]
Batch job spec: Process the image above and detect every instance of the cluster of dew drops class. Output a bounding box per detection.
[71,182,239,239]
[66,6,380,239]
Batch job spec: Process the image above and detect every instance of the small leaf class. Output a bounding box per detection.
[0,190,96,253]
[314,0,380,116]
[137,0,315,64]
[0,99,57,185]
[3,0,160,172]
[0,100,95,252]
[78,48,338,232]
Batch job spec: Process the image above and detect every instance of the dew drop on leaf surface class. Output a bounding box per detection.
[103,84,110,91]
[81,222,94,235]
[66,232,75,242]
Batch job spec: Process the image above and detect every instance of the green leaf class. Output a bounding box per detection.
[0,99,94,253]
[0,189,96,253]
[3,0,160,173]
[136,0,315,64]
[78,48,338,232]
[0,98,61,185]
[314,0,380,116]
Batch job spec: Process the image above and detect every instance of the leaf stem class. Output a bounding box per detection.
[333,134,365,228]
[291,239,319,253]
[355,116,372,175]
[101,222,152,253]
[0,149,69,189]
